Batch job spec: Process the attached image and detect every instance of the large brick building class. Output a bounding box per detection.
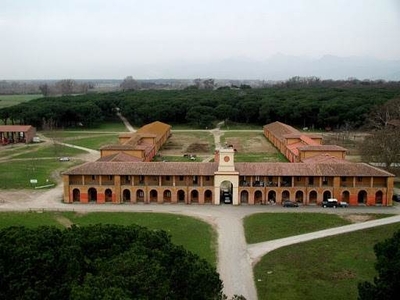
[63,121,394,206]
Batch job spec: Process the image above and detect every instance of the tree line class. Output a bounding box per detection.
[0,224,224,300]
[1,86,400,130]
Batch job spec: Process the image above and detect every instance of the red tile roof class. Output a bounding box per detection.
[64,161,393,177]
[97,153,143,162]
[298,145,347,151]
[301,154,351,164]
[64,162,219,176]
[0,125,34,132]
[235,162,394,177]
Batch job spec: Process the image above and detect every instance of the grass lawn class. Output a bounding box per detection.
[152,155,205,162]
[245,213,351,243]
[0,160,74,189]
[12,144,86,158]
[61,134,119,150]
[42,131,100,139]
[64,121,128,132]
[220,122,263,130]
[0,94,42,109]
[244,213,391,244]
[234,152,287,162]
[254,223,400,300]
[62,211,216,265]
[0,211,216,266]
[0,211,64,228]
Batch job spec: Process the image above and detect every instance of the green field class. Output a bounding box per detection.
[64,121,129,132]
[12,144,86,159]
[0,211,217,266]
[0,159,75,189]
[55,134,119,150]
[243,213,392,244]
[0,94,42,109]
[255,223,400,300]
[234,152,287,162]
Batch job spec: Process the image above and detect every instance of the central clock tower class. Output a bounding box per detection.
[214,147,239,205]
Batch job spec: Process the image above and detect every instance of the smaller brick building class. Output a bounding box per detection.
[0,125,36,144]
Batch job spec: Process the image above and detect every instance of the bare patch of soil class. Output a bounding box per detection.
[341,214,376,223]
[160,133,213,155]
[186,143,210,153]
[54,214,74,228]
[225,135,278,153]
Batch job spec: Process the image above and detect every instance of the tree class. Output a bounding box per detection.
[0,224,223,300]
[56,79,75,95]
[367,98,400,130]
[120,76,139,91]
[360,127,400,170]
[358,230,400,300]
[39,83,50,97]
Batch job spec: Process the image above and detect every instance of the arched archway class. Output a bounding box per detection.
[150,190,158,203]
[241,190,249,204]
[122,189,131,202]
[163,190,171,203]
[254,190,263,204]
[323,191,332,201]
[105,189,112,202]
[136,189,144,203]
[295,191,304,204]
[204,190,212,204]
[309,190,317,204]
[220,180,233,204]
[375,191,383,205]
[358,190,367,204]
[282,190,290,202]
[268,191,276,204]
[342,191,350,202]
[191,190,199,203]
[177,190,185,203]
[73,189,80,202]
[88,188,97,202]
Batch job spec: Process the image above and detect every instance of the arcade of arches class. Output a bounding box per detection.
[70,186,384,206]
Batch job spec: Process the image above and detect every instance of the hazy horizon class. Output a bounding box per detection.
[1,0,399,80]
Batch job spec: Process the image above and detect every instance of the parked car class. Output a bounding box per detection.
[59,157,70,161]
[392,194,400,202]
[322,198,339,208]
[282,200,299,207]
[339,201,348,208]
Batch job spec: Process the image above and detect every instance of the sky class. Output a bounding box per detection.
[1,0,399,79]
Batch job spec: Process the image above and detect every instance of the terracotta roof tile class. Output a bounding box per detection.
[298,145,347,151]
[301,154,351,164]
[0,125,34,132]
[64,162,218,176]
[97,153,143,162]
[235,162,394,177]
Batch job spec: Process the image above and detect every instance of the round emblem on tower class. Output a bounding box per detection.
[224,156,230,162]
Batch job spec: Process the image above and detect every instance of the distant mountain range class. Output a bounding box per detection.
[137,54,400,81]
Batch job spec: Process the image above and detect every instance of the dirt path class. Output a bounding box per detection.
[117,112,136,132]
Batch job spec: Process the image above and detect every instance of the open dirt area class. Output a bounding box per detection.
[160,131,213,155]
[224,133,278,153]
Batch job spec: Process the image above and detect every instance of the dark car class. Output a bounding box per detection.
[322,199,338,208]
[282,200,299,207]
[393,194,400,202]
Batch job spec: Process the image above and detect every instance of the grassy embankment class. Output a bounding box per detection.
[244,213,400,300]
[0,211,217,266]
[0,94,42,110]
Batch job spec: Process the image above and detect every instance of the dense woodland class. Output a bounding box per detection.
[0,224,223,300]
[1,85,400,130]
